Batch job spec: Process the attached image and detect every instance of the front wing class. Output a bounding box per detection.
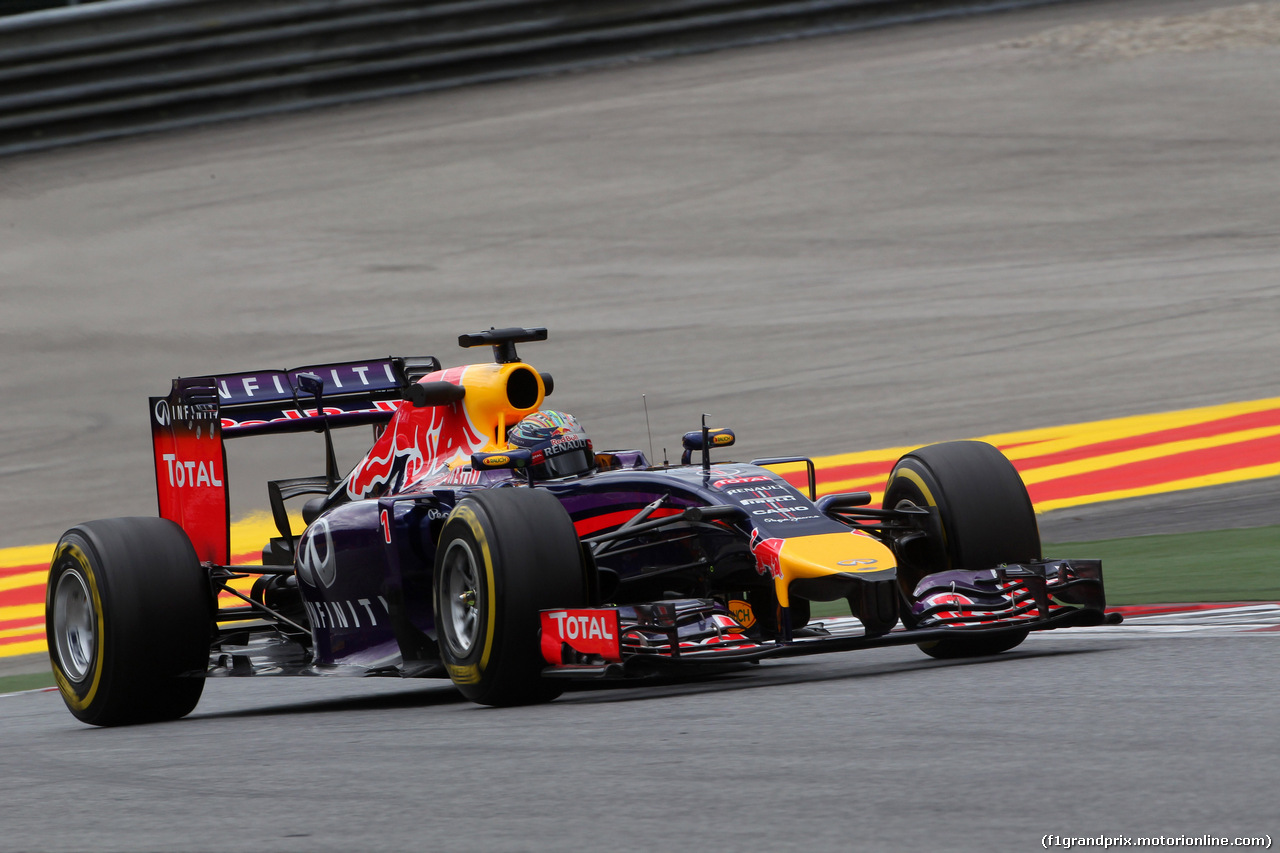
[540,558,1119,679]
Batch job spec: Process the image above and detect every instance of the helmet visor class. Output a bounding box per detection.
[536,446,595,479]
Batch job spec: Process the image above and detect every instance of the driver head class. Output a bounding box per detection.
[508,411,595,480]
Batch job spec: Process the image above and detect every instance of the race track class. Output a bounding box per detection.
[1,0,1278,849]
[4,631,1277,852]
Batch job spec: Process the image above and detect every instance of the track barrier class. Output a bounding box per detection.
[0,0,1075,156]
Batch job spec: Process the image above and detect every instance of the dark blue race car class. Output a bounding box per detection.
[46,327,1117,726]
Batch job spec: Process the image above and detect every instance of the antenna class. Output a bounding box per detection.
[701,413,711,473]
[643,394,655,467]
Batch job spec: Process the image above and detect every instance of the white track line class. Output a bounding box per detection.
[813,604,1280,639]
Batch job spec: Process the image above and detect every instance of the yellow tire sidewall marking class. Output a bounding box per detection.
[49,542,106,712]
[891,466,937,509]
[443,504,498,686]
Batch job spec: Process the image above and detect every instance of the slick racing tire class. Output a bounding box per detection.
[46,518,213,726]
[882,441,1040,660]
[433,489,587,707]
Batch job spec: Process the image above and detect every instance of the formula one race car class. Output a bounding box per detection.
[46,327,1118,725]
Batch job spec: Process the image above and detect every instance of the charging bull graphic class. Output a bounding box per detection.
[345,367,488,499]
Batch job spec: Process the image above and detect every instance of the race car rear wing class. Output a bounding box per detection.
[208,357,440,437]
[150,356,437,563]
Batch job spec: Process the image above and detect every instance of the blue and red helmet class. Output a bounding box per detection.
[508,411,595,480]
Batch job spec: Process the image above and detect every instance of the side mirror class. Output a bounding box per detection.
[295,372,324,397]
[681,427,735,464]
[471,449,534,470]
[816,492,873,513]
[682,428,735,451]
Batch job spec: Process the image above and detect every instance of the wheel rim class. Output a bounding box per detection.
[52,568,96,682]
[441,539,482,656]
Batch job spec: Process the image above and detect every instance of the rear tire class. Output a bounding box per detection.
[46,518,213,726]
[433,489,587,706]
[882,441,1040,659]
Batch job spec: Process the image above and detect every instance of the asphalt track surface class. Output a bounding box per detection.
[4,633,1277,852]
[2,0,1279,850]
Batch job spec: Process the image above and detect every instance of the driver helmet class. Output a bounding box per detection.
[508,411,595,479]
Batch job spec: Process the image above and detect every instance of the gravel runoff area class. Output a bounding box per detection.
[1004,0,1280,541]
[1002,0,1280,58]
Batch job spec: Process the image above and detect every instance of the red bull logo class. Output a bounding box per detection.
[345,417,425,499]
[346,368,487,499]
[749,531,785,580]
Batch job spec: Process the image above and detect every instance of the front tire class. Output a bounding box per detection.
[882,441,1040,659]
[433,489,587,706]
[46,518,213,726]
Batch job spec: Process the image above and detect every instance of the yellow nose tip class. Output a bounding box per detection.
[770,531,896,607]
